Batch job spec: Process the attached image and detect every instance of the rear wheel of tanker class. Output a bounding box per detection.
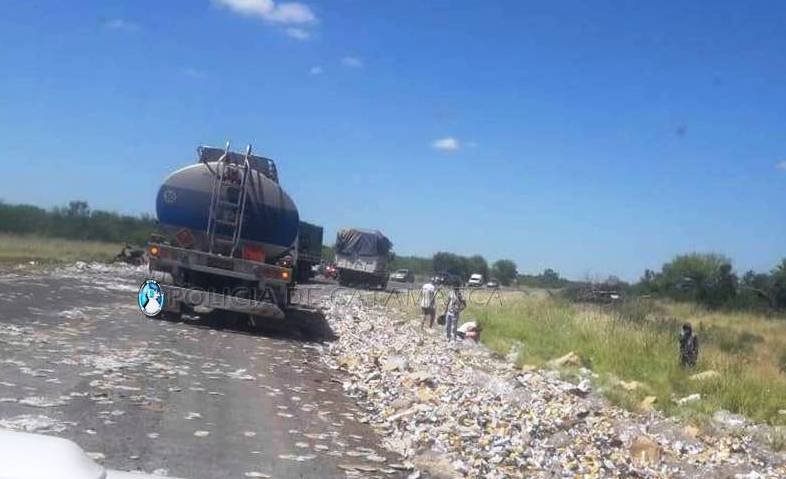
[159,311,182,322]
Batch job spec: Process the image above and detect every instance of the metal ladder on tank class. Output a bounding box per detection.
[206,143,252,256]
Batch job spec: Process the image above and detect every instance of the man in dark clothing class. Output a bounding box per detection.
[679,323,699,367]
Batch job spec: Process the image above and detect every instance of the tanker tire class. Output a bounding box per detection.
[159,311,182,322]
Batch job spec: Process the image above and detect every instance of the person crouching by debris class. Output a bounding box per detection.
[679,323,699,367]
[456,321,482,343]
[419,280,437,329]
[445,286,466,343]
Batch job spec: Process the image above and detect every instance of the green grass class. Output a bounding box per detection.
[0,233,122,264]
[463,294,786,426]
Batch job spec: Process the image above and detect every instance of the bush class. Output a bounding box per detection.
[491,259,517,286]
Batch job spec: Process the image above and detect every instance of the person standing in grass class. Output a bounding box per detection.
[679,323,699,367]
[419,280,437,329]
[445,286,466,342]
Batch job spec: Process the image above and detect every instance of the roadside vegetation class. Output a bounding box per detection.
[468,292,786,426]
[0,233,122,264]
[0,200,150,265]
[0,200,155,245]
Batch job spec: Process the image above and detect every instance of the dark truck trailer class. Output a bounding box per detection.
[296,221,323,283]
[334,228,392,289]
[147,144,298,321]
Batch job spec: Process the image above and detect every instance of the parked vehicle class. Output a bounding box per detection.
[468,273,484,287]
[296,221,323,283]
[432,272,462,287]
[334,228,392,289]
[390,268,415,283]
[486,279,500,289]
[147,144,304,321]
[0,430,177,479]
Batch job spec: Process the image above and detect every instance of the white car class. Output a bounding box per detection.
[467,273,484,287]
[0,430,178,479]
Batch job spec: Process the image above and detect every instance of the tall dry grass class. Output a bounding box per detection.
[462,292,786,425]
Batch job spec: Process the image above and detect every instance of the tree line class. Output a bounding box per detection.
[0,200,155,245]
[8,202,780,311]
[320,245,521,286]
[633,253,786,311]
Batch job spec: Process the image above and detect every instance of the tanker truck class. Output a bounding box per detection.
[146,144,301,321]
[334,228,392,289]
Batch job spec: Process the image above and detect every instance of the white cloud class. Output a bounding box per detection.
[341,56,363,68]
[431,137,460,151]
[285,27,310,40]
[103,19,139,32]
[264,3,316,23]
[777,160,786,171]
[309,66,323,75]
[215,0,316,24]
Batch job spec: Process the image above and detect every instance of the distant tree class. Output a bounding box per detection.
[770,259,786,309]
[517,268,571,289]
[641,253,738,308]
[67,201,90,217]
[634,268,660,294]
[321,245,335,263]
[542,268,560,285]
[390,254,433,276]
[491,259,517,286]
[433,252,466,278]
[742,270,770,290]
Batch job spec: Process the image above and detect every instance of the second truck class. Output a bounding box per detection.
[334,228,392,289]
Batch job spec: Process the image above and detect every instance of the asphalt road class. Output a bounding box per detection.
[0,263,407,478]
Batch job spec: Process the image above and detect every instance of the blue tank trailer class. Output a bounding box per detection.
[146,144,321,320]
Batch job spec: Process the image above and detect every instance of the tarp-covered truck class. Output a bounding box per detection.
[334,228,392,289]
[296,221,323,282]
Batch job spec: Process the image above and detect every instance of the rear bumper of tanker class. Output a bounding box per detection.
[147,243,291,320]
[160,284,285,319]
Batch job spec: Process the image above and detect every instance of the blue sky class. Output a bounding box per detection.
[0,0,784,280]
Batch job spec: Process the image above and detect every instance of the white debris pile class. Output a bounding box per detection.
[0,414,70,433]
[53,261,146,293]
[319,291,786,479]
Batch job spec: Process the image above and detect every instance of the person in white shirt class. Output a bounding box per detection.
[419,280,437,329]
